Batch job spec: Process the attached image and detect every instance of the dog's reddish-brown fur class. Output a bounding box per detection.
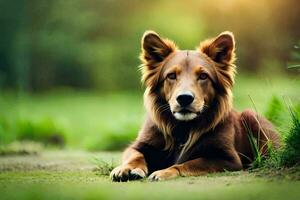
[110,31,280,182]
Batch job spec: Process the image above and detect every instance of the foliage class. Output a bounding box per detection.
[92,158,115,176]
[264,96,285,127]
[280,108,300,166]
[0,116,65,147]
[248,97,300,169]
[16,118,66,147]
[244,118,278,169]
[246,130,262,168]
[0,0,300,91]
[0,76,299,151]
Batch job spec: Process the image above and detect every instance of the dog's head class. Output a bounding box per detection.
[140,31,236,122]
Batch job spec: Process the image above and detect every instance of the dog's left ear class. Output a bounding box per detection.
[200,31,235,64]
[140,31,176,67]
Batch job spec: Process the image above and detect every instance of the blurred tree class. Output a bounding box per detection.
[0,0,29,90]
[0,0,299,92]
[196,0,300,72]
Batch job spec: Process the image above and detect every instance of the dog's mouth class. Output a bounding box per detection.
[173,108,199,121]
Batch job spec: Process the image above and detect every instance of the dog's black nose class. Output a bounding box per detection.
[176,92,194,107]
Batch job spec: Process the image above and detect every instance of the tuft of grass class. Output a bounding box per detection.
[244,95,282,169]
[246,130,277,169]
[243,95,272,169]
[92,157,115,176]
[280,107,300,166]
[264,96,284,127]
[248,101,300,170]
[246,130,262,168]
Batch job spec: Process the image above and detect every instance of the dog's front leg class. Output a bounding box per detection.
[110,147,148,182]
[149,156,242,181]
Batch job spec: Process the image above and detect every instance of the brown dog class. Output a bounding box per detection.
[110,31,280,181]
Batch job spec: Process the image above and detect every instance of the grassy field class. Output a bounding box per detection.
[0,151,299,200]
[0,75,299,199]
[0,75,299,151]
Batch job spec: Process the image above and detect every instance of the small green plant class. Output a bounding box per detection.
[264,96,284,127]
[244,96,280,169]
[245,128,277,169]
[284,40,300,163]
[247,97,300,169]
[246,131,262,168]
[280,107,300,166]
[92,157,115,176]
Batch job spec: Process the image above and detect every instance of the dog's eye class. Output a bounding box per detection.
[167,73,176,80]
[198,73,208,80]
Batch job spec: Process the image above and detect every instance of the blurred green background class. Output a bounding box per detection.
[0,0,299,152]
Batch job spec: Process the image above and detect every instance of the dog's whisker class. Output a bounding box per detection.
[158,104,171,114]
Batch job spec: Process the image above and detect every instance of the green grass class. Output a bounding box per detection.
[0,75,299,199]
[0,151,299,200]
[0,91,144,150]
[280,107,300,166]
[240,93,300,169]
[0,75,299,151]
[264,96,285,127]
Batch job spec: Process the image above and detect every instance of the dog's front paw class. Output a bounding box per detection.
[110,165,146,182]
[148,167,179,181]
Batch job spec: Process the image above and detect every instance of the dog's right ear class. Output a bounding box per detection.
[140,31,176,67]
[199,32,235,65]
